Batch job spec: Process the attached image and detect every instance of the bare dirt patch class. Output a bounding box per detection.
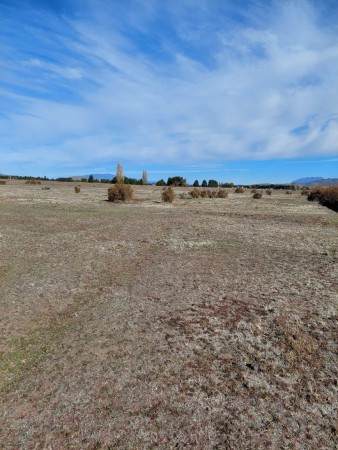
[0,182,337,449]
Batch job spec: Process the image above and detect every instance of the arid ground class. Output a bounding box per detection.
[0,181,337,449]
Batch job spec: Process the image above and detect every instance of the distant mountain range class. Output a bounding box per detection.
[292,177,338,186]
[72,173,113,181]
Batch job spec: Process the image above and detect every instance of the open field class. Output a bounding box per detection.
[0,181,337,449]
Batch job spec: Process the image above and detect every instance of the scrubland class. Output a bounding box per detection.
[0,181,337,449]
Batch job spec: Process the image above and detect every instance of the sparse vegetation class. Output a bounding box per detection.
[234,187,245,193]
[253,192,262,199]
[162,186,175,203]
[108,184,133,202]
[0,182,336,449]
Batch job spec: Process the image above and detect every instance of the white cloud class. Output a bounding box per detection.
[1,0,337,173]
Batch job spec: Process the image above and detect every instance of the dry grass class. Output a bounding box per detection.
[0,181,337,449]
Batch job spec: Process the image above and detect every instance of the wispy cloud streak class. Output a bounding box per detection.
[0,0,337,175]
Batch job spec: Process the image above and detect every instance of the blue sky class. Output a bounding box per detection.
[1,0,337,183]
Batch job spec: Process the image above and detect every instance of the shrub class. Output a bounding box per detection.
[74,186,81,193]
[162,186,175,203]
[0,180,6,185]
[207,190,217,198]
[217,189,228,198]
[108,184,133,202]
[234,187,245,193]
[266,189,272,195]
[253,192,262,199]
[251,188,257,193]
[301,188,310,195]
[189,188,201,198]
[200,189,207,198]
[286,190,292,194]
[308,186,338,212]
[25,179,41,185]
[156,179,166,186]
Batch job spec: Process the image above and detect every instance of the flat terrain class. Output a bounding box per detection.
[0,182,337,449]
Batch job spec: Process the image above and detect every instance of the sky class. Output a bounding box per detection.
[1,0,338,184]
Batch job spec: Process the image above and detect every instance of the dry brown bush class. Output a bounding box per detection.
[266,189,272,195]
[207,190,217,198]
[308,186,338,212]
[162,186,175,203]
[189,188,201,198]
[108,184,133,202]
[285,190,292,194]
[74,186,81,193]
[234,187,245,193]
[253,192,262,199]
[251,188,257,193]
[217,189,228,198]
[200,189,207,198]
[0,180,6,185]
[25,180,41,185]
[301,188,310,195]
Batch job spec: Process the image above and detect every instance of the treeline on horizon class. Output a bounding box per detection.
[0,173,298,190]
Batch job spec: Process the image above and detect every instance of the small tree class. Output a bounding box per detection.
[193,180,199,187]
[167,176,187,187]
[156,179,166,186]
[88,174,94,183]
[116,162,124,184]
[142,170,148,185]
[202,180,207,188]
[208,179,218,188]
